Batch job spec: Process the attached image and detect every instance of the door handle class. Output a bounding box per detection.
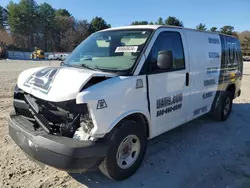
[186,72,189,86]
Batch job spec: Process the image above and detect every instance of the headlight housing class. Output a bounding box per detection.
[80,104,94,134]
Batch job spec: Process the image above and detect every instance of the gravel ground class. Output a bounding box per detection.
[0,59,250,188]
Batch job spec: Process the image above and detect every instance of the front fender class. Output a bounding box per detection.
[76,75,149,137]
[107,110,151,137]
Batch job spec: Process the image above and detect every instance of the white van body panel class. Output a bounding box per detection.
[139,28,191,138]
[183,30,222,121]
[17,66,115,102]
[17,66,46,91]
[76,75,150,137]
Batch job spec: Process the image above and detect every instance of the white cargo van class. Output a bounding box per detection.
[9,25,243,180]
[54,53,69,61]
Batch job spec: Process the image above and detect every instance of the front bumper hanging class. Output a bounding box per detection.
[8,110,110,171]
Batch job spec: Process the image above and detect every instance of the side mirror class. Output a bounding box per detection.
[157,50,173,70]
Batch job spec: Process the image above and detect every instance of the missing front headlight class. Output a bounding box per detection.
[80,106,94,134]
[59,103,94,138]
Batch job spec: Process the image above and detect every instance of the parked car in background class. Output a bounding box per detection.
[243,56,250,61]
[47,53,69,61]
[53,53,69,61]
[61,53,69,60]
[47,54,55,60]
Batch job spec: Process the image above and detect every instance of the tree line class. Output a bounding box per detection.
[131,17,249,56]
[131,16,238,36]
[0,0,110,52]
[0,1,249,56]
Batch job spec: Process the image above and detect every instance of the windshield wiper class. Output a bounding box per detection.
[80,64,100,71]
[63,63,72,67]
[97,66,118,70]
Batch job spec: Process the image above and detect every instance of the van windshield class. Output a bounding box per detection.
[64,29,152,73]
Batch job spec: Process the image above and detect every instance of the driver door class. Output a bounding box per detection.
[145,29,190,137]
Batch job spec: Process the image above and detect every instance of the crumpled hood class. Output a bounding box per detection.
[17,66,115,102]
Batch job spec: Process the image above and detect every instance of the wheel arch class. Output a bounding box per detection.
[212,82,236,110]
[107,111,151,139]
[226,83,236,98]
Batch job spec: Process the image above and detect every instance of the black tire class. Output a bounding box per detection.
[211,91,233,121]
[99,120,147,180]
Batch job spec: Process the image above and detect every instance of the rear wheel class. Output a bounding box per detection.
[211,91,233,121]
[99,120,147,180]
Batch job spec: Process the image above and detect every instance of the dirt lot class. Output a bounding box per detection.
[0,60,250,188]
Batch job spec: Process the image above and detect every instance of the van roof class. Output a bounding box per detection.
[101,25,161,31]
[101,25,237,38]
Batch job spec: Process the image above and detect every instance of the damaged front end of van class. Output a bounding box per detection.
[8,28,153,180]
[9,66,115,172]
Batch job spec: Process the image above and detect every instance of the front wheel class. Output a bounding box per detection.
[99,120,147,180]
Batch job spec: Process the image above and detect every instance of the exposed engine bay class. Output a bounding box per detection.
[13,85,94,140]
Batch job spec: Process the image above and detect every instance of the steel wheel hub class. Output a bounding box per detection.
[116,135,140,169]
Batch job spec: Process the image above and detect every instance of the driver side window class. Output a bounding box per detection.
[146,31,185,74]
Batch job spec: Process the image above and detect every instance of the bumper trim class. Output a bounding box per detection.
[8,110,110,171]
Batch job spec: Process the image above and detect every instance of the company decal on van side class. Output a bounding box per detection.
[97,99,107,109]
[24,67,60,94]
[208,38,220,44]
[208,52,220,58]
[193,106,208,116]
[204,79,216,87]
[207,67,219,74]
[136,79,143,89]
[202,91,213,99]
[156,93,183,117]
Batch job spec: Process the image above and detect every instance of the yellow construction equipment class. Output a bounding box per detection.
[30,47,45,60]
